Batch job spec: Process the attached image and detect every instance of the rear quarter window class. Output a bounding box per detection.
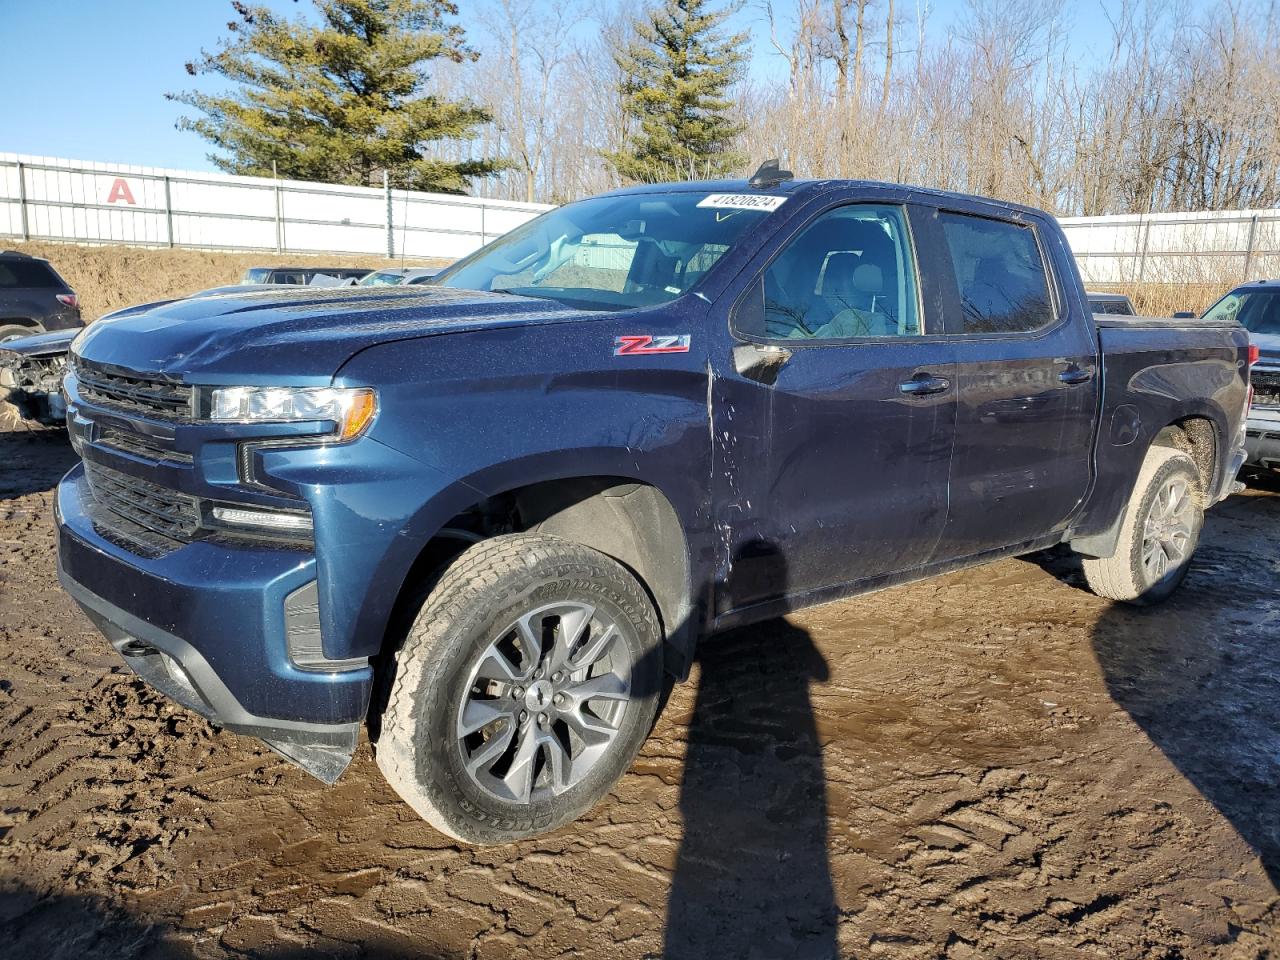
[0,260,60,289]
[939,213,1056,334]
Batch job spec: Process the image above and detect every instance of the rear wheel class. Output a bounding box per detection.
[0,324,36,345]
[376,534,663,843]
[1081,445,1204,604]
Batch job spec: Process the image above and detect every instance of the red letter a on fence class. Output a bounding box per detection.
[106,178,136,205]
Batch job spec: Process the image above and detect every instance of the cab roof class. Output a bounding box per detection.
[594,177,1055,221]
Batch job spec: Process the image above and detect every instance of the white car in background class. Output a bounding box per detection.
[358,267,442,286]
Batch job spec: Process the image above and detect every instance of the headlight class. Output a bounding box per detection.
[210,386,377,441]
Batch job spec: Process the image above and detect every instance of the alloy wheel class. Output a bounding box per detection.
[455,601,632,804]
[1141,477,1195,583]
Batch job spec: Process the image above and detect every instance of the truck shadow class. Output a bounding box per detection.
[664,542,839,959]
[1087,491,1280,890]
[0,429,78,500]
[1090,592,1280,889]
[0,884,461,959]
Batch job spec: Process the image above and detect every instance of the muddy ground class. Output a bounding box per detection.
[1,429,1278,959]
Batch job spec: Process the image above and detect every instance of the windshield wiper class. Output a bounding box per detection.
[499,288,565,302]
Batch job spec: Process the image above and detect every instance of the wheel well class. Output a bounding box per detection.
[1153,416,1217,497]
[391,477,694,675]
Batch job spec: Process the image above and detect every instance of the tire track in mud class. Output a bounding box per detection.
[1,430,1278,958]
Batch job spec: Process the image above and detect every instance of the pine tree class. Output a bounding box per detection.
[170,0,503,193]
[606,0,749,183]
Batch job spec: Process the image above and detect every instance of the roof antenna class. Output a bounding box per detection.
[748,158,793,189]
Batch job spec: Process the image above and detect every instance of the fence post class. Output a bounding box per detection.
[1135,213,1152,288]
[1243,214,1259,282]
[272,161,284,254]
[480,204,487,247]
[15,161,29,241]
[163,175,174,248]
[384,171,393,258]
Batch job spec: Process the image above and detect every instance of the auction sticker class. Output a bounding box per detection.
[697,193,787,211]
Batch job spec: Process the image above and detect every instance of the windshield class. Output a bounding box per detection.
[435,191,786,310]
[359,271,406,286]
[1202,288,1280,334]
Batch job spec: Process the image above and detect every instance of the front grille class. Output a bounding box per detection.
[75,358,193,419]
[1253,369,1280,408]
[99,426,193,464]
[84,461,202,547]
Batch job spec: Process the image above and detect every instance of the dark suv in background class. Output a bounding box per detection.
[0,250,82,343]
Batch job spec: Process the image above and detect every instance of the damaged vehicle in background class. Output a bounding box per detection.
[0,330,74,426]
[53,167,1252,844]
[1,279,402,427]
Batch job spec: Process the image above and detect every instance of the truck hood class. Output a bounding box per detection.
[71,285,590,382]
[0,328,78,358]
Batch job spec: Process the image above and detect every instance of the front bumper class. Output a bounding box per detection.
[56,464,371,782]
[1245,407,1280,471]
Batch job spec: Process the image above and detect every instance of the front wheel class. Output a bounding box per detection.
[1081,445,1204,605]
[375,534,663,843]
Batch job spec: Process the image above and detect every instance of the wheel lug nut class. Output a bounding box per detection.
[552,671,563,683]
[512,686,524,699]
[519,710,528,723]
[538,713,548,725]
[534,667,544,679]
[553,693,566,707]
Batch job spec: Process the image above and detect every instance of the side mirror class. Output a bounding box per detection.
[1172,311,1197,319]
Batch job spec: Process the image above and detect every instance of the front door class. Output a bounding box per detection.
[710,202,957,618]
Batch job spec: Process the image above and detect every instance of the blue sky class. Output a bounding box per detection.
[0,0,1132,173]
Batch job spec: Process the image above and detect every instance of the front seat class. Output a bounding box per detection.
[817,255,895,338]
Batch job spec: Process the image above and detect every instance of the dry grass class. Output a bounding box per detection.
[4,241,449,322]
[1090,282,1227,317]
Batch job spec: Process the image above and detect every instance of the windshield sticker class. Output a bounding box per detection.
[697,194,787,212]
[614,334,691,356]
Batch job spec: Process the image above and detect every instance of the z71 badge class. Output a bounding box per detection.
[614,334,692,356]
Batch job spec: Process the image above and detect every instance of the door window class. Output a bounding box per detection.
[738,204,923,340]
[939,212,1055,333]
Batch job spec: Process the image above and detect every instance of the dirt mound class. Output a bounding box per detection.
[4,241,446,323]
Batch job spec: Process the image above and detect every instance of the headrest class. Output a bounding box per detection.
[853,263,883,294]
[817,252,860,296]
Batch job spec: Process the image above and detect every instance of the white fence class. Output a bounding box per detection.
[0,152,552,261]
[3,151,1278,283]
[1060,209,1280,286]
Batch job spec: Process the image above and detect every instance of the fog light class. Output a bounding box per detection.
[212,505,313,533]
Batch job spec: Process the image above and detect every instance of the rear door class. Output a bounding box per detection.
[710,200,957,616]
[925,207,1100,558]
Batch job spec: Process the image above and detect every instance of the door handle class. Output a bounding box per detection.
[899,373,951,396]
[1058,365,1094,385]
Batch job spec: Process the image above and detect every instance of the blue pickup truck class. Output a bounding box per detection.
[55,171,1250,843]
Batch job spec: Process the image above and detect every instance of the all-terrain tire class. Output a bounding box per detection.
[1081,445,1204,605]
[375,534,663,844]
